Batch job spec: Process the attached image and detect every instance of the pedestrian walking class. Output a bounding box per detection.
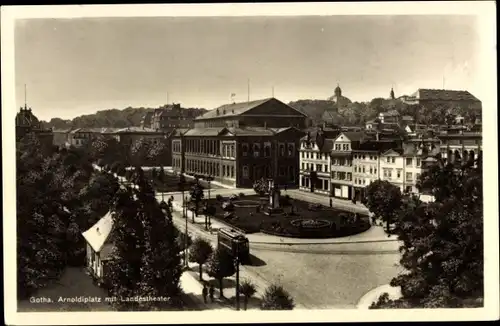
[202,284,208,304]
[329,197,333,207]
[209,284,215,303]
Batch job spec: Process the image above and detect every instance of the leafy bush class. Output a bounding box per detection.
[238,192,246,198]
[261,284,295,310]
[253,178,269,196]
[229,194,239,201]
[216,194,223,202]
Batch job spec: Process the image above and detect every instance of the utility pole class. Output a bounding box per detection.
[235,240,240,311]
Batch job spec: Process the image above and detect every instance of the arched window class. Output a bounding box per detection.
[279,144,285,156]
[264,145,271,157]
[288,143,295,156]
[242,144,249,156]
[243,166,249,178]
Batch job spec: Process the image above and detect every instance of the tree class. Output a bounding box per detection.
[188,237,213,280]
[106,187,144,311]
[16,134,96,298]
[189,178,204,221]
[371,159,483,308]
[364,180,403,234]
[260,284,295,310]
[206,248,236,298]
[240,279,257,310]
[203,204,217,230]
[253,177,269,196]
[133,172,183,310]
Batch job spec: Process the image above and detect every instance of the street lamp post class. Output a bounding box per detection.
[206,175,213,201]
[184,199,189,268]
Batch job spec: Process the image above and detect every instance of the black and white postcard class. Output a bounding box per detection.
[2,2,498,325]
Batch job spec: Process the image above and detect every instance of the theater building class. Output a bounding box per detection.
[171,98,308,188]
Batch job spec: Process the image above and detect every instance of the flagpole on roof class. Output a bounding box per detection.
[247,78,250,104]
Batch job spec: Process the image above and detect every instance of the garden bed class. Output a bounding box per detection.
[205,194,370,238]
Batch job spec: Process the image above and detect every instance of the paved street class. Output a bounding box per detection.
[162,187,403,309]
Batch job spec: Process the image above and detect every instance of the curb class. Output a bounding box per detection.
[356,284,402,309]
[249,238,399,246]
[171,204,399,246]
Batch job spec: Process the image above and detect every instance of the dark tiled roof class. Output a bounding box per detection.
[322,110,343,122]
[184,128,226,137]
[412,89,480,102]
[341,131,367,142]
[321,139,334,152]
[354,140,399,152]
[196,98,302,120]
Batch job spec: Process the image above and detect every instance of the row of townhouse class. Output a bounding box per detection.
[299,127,482,202]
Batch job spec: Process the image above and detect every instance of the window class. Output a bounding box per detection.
[302,163,305,170]
[406,158,413,166]
[354,155,357,159]
[301,176,305,187]
[323,179,329,190]
[388,170,392,178]
[324,164,328,172]
[369,167,373,174]
[391,157,395,164]
[316,164,322,172]
[416,158,421,167]
[406,172,413,181]
[347,172,352,181]
[264,144,271,157]
[253,144,261,157]
[397,169,402,179]
[279,144,285,157]
[416,173,421,180]
[386,157,390,163]
[354,166,357,173]
[288,143,295,156]
[243,166,249,178]
[374,168,377,175]
[306,152,310,159]
[362,166,365,173]
[242,143,249,157]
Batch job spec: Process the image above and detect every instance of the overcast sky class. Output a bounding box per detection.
[15,15,481,120]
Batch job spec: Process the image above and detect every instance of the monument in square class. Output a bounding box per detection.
[264,178,284,215]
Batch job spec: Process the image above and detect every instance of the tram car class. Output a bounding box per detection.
[217,228,250,264]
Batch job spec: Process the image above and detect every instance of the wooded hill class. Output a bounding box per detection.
[42,98,481,130]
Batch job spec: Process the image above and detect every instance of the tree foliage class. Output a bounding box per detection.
[240,279,257,310]
[16,133,96,298]
[364,180,403,232]
[107,171,182,310]
[206,248,236,298]
[253,178,269,196]
[371,159,483,308]
[260,284,295,310]
[188,237,213,280]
